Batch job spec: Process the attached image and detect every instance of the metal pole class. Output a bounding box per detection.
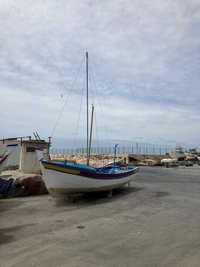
[86,51,89,165]
[88,105,94,165]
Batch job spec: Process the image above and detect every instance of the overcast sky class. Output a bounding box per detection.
[1,0,200,147]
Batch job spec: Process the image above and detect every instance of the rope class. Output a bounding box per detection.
[89,62,111,147]
[72,84,84,151]
[50,56,85,138]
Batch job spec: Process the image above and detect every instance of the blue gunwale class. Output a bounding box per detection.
[42,160,138,180]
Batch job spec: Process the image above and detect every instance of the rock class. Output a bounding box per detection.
[16,175,48,196]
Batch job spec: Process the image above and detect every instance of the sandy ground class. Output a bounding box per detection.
[1,166,200,267]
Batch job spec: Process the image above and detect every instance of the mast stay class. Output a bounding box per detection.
[88,104,94,165]
[86,52,89,165]
[86,52,94,166]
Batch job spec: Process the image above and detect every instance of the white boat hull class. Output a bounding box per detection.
[42,167,137,196]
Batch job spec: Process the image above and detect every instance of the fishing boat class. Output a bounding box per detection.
[40,52,138,197]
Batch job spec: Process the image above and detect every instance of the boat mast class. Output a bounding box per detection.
[86,52,89,165]
[88,104,94,165]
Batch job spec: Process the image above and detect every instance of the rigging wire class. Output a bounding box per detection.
[72,84,84,151]
[88,72,98,151]
[50,56,85,138]
[72,65,99,155]
[93,106,100,151]
[88,65,98,147]
[73,57,96,153]
[89,61,111,147]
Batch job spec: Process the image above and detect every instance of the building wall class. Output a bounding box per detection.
[0,145,7,156]
[6,144,21,167]
[0,145,9,172]
[0,138,50,173]
[19,143,49,174]
[0,143,21,169]
[19,144,42,174]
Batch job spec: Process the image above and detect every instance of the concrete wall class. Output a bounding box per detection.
[6,144,21,168]
[0,143,20,169]
[0,139,50,173]
[19,144,41,174]
[0,145,7,156]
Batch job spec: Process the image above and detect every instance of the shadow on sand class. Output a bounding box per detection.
[54,186,144,207]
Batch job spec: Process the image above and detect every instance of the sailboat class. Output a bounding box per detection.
[40,52,138,197]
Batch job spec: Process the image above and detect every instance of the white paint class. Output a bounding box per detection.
[6,145,20,167]
[42,167,138,195]
[19,145,49,174]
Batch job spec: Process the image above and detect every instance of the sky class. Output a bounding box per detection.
[0,0,200,148]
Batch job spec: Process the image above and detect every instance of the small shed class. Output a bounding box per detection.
[0,136,51,173]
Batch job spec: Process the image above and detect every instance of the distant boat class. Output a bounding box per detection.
[40,52,138,197]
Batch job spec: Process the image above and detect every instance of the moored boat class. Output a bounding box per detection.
[41,160,138,196]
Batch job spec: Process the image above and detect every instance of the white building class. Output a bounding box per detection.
[0,136,50,174]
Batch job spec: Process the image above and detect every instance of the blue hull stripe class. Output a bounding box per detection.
[42,160,138,180]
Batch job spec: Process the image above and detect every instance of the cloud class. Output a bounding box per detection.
[0,0,200,146]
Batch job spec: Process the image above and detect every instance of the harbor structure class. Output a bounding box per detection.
[0,136,51,173]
